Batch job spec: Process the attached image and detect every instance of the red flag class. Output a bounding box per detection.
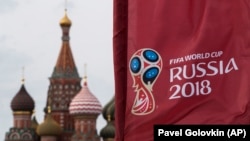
[113,0,250,140]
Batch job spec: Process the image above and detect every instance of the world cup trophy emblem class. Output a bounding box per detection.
[129,48,162,115]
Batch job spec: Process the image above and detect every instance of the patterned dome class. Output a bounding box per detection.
[69,80,102,115]
[11,84,35,112]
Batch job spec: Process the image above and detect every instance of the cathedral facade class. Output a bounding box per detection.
[4,10,115,141]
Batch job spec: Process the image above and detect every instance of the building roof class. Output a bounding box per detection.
[100,96,115,139]
[102,96,115,121]
[69,78,102,115]
[10,84,35,112]
[37,107,62,136]
[60,10,72,26]
[51,10,80,79]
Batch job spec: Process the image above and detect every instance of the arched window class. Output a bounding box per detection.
[21,133,32,140]
[10,133,20,139]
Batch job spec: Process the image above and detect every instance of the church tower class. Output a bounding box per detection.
[5,76,39,141]
[44,10,81,141]
[69,65,102,141]
[100,96,115,141]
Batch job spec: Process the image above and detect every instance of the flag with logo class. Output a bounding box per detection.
[113,0,250,140]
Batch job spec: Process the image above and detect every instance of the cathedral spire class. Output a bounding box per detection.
[45,8,82,140]
[51,9,80,79]
[64,0,68,12]
[21,66,25,84]
[83,63,88,86]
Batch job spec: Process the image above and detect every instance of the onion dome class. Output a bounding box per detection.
[108,99,115,121]
[37,107,62,136]
[60,10,71,26]
[100,96,115,140]
[11,83,35,112]
[100,115,115,140]
[102,96,115,121]
[69,72,102,115]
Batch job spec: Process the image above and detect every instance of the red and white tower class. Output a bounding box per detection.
[69,66,102,141]
[44,10,81,141]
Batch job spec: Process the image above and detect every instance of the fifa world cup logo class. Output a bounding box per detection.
[129,48,162,115]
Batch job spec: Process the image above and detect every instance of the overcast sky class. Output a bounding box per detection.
[0,0,114,139]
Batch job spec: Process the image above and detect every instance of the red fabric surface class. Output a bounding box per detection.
[113,1,250,140]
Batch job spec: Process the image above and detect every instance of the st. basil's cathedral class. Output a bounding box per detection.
[4,10,115,141]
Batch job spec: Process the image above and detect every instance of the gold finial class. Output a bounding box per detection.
[32,110,36,117]
[21,66,25,84]
[107,115,111,122]
[60,8,72,26]
[48,106,51,114]
[48,98,52,114]
[65,0,68,11]
[83,63,87,85]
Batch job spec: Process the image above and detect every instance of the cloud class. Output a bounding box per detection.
[0,0,18,13]
[0,35,33,81]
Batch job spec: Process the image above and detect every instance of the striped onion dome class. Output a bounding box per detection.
[69,77,102,115]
